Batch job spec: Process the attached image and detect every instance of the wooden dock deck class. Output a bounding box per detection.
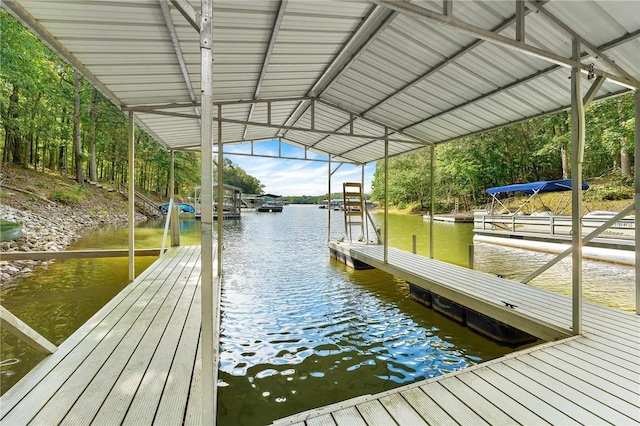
[273,242,640,425]
[0,245,206,425]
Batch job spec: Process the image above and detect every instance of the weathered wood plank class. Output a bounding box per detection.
[378,393,427,425]
[517,353,640,420]
[564,337,639,370]
[0,246,181,417]
[306,414,337,426]
[419,382,490,425]
[154,276,202,424]
[542,346,640,392]
[355,400,397,425]
[534,348,640,400]
[439,377,515,425]
[487,363,605,424]
[0,246,193,424]
[122,260,200,425]
[331,406,367,426]
[88,250,201,425]
[456,372,548,425]
[473,367,579,424]
[184,333,202,426]
[400,387,458,425]
[274,243,640,426]
[55,247,200,426]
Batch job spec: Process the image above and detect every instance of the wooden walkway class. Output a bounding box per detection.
[273,243,640,425]
[0,245,206,425]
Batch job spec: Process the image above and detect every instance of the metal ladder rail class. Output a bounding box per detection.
[343,182,365,242]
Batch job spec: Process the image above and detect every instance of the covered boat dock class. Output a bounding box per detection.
[1,0,639,424]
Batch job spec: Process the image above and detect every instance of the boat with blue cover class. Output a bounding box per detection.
[159,202,195,215]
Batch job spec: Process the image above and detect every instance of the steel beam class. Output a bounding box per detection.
[160,0,197,108]
[430,145,435,259]
[525,0,639,88]
[570,38,584,335]
[443,0,453,16]
[199,0,216,423]
[521,203,635,284]
[373,0,638,89]
[277,5,397,139]
[435,88,629,145]
[384,127,389,263]
[128,111,135,282]
[170,0,201,32]
[213,116,428,145]
[315,99,432,145]
[328,156,332,243]
[515,0,525,42]
[217,105,224,275]
[636,89,639,315]
[582,75,606,107]
[361,8,534,117]
[243,0,288,140]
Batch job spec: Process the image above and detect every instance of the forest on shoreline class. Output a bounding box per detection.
[2,10,635,212]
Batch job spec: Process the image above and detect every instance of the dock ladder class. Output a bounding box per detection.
[342,182,365,242]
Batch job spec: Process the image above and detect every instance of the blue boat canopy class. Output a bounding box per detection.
[486,179,589,195]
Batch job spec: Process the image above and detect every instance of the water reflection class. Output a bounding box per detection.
[2,206,632,424]
[216,208,513,425]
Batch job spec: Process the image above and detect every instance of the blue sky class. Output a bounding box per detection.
[222,139,376,196]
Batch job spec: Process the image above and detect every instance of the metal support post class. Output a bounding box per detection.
[429,145,435,259]
[384,127,389,263]
[328,155,331,243]
[362,164,368,243]
[128,111,135,282]
[515,0,525,42]
[570,38,585,334]
[169,150,175,201]
[217,104,224,275]
[199,0,217,423]
[635,89,639,315]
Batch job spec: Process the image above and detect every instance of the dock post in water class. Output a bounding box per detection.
[412,235,417,254]
[171,205,180,247]
[468,244,474,269]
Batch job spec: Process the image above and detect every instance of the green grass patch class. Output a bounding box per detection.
[50,184,85,204]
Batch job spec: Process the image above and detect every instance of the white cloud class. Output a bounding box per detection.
[227,154,375,196]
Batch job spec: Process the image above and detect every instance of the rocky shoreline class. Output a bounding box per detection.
[0,204,147,286]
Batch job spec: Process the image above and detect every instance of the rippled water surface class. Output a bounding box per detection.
[216,207,513,425]
[1,205,633,425]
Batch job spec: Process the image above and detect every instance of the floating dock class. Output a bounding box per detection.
[293,241,640,426]
[0,246,207,425]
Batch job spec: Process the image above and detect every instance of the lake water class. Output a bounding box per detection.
[0,205,634,424]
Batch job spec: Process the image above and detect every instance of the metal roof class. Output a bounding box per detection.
[4,0,639,164]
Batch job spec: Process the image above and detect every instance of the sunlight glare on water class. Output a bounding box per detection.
[215,207,513,425]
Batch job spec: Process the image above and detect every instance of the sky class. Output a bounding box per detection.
[222,139,376,196]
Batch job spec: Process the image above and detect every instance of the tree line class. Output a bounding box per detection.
[371,93,635,212]
[0,11,262,199]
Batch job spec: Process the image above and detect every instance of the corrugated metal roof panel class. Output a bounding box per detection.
[4,0,637,164]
